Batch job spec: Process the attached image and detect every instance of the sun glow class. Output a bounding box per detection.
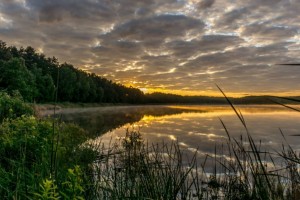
[123,81,300,97]
[137,87,246,97]
[139,88,148,93]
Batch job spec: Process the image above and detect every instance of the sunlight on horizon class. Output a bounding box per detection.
[127,83,300,97]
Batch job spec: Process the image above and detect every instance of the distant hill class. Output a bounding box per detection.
[144,92,300,105]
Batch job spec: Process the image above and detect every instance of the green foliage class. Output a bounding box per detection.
[58,64,77,102]
[0,92,93,199]
[34,166,84,200]
[0,115,52,166]
[0,115,54,198]
[0,115,94,199]
[0,91,34,122]
[34,179,60,200]
[61,166,85,200]
[0,58,37,101]
[31,66,55,102]
[0,41,12,61]
[0,116,54,196]
[0,40,146,104]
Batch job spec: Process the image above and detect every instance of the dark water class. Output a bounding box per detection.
[47,105,300,171]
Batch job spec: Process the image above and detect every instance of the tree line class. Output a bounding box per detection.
[0,41,144,103]
[0,40,294,105]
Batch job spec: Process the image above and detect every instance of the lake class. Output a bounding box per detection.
[45,104,300,172]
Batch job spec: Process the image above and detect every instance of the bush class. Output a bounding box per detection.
[0,115,55,198]
[0,114,93,199]
[0,116,52,168]
[0,91,33,122]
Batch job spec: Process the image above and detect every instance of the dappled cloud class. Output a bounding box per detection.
[0,0,300,96]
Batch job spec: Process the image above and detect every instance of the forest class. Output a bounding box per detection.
[0,41,144,104]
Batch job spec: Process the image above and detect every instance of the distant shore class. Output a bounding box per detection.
[34,103,300,118]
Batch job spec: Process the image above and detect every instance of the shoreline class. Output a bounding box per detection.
[33,103,300,118]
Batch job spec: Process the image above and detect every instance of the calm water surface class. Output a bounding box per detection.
[51,105,300,158]
[45,104,300,172]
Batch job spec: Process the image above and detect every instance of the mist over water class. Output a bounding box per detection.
[50,105,300,172]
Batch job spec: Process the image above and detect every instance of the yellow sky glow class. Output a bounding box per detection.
[110,65,300,97]
[125,85,300,97]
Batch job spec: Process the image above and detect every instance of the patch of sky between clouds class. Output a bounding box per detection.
[151,67,177,75]
[97,24,115,36]
[154,0,202,17]
[115,63,144,72]
[18,0,30,10]
[287,35,300,45]
[0,14,13,29]
[211,32,239,36]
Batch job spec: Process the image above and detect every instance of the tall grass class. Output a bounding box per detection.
[89,130,201,199]
[84,128,300,200]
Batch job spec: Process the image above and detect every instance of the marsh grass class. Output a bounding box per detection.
[89,130,200,199]
[85,129,297,200]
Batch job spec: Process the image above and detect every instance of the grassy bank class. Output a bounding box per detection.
[0,92,96,199]
[1,91,300,199]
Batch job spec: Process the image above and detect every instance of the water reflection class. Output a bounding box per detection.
[45,105,204,137]
[45,105,300,172]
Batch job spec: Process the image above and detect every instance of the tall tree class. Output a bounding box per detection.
[0,58,37,101]
[57,64,77,102]
[0,41,12,61]
[31,66,55,102]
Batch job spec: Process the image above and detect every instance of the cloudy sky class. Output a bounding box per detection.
[1,0,300,96]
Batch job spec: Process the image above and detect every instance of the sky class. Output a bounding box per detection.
[0,0,300,97]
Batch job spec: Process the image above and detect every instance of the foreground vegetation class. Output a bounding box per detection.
[0,92,96,199]
[1,91,300,199]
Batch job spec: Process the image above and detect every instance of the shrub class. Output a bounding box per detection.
[0,91,33,122]
[0,114,92,199]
